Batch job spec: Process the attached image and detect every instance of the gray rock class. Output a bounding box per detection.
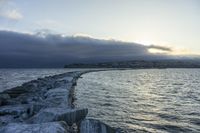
[0,104,31,116]
[4,86,29,98]
[0,115,16,126]
[0,121,70,133]
[14,93,43,104]
[80,119,116,133]
[0,71,119,133]
[0,93,10,106]
[61,77,73,82]
[27,107,88,126]
[43,96,68,108]
[54,80,68,88]
[29,103,45,115]
[1,99,21,106]
[44,88,68,99]
[0,93,10,100]
[43,88,69,107]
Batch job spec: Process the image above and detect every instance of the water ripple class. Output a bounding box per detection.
[75,69,200,132]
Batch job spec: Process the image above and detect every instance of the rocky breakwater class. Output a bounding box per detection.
[0,70,123,133]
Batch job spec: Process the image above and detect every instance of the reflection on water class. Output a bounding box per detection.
[75,69,200,132]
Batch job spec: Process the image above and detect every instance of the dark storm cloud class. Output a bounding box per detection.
[0,30,172,68]
[148,44,172,52]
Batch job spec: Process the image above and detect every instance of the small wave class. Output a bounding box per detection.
[75,69,200,132]
[190,118,200,126]
[148,123,193,132]
[158,113,180,120]
[172,83,184,85]
[102,103,113,106]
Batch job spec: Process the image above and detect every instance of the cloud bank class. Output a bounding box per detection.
[148,45,172,52]
[0,30,175,68]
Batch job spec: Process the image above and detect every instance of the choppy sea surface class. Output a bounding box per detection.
[75,69,200,133]
[0,68,85,92]
[1,69,200,132]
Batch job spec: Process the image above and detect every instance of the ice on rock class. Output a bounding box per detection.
[27,107,88,126]
[0,121,70,133]
[80,119,116,133]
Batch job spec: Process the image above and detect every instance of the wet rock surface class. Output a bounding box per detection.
[0,121,71,133]
[27,108,88,126]
[80,119,116,133]
[0,70,124,133]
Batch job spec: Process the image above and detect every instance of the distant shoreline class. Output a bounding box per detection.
[64,60,200,69]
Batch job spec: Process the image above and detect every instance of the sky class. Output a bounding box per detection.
[0,0,200,67]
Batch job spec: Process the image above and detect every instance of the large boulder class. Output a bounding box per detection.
[12,93,43,105]
[80,119,116,133]
[27,107,88,126]
[0,104,31,116]
[0,115,17,126]
[61,76,74,82]
[44,88,68,99]
[43,97,68,108]
[43,87,70,108]
[4,86,29,98]
[0,93,10,106]
[0,121,70,133]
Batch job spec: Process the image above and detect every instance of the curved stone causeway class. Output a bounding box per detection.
[0,70,123,133]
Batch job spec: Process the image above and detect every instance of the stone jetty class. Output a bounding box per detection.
[0,70,123,133]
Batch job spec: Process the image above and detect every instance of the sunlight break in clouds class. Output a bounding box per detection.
[148,45,195,55]
[171,48,195,55]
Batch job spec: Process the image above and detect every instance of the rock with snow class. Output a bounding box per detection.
[0,70,118,133]
[0,104,31,116]
[80,119,116,133]
[0,93,10,106]
[0,121,70,133]
[44,88,68,99]
[27,107,88,126]
[0,115,17,126]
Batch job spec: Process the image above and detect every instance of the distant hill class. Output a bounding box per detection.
[64,59,200,68]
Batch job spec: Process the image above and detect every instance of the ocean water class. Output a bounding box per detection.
[0,68,85,92]
[75,69,200,133]
[1,69,200,132]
